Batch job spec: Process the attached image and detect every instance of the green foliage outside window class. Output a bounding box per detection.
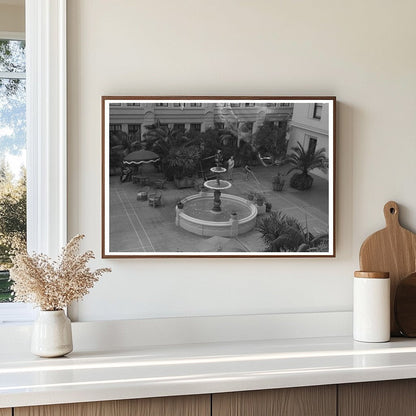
[0,39,27,302]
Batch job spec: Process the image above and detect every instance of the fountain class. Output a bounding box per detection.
[204,166,232,212]
[176,154,258,237]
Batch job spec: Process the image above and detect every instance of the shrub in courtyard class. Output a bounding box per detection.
[168,145,201,178]
[256,211,328,252]
[253,121,288,164]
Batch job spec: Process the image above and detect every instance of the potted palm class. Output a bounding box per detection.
[286,142,328,191]
[10,235,111,357]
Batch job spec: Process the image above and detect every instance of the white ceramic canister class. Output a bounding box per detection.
[353,271,390,342]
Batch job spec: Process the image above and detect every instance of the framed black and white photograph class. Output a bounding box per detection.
[102,97,335,257]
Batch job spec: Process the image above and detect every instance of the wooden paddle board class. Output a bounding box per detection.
[359,201,416,336]
[395,272,416,337]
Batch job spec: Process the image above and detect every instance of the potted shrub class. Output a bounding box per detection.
[272,173,285,191]
[255,193,265,206]
[255,193,266,215]
[265,201,272,213]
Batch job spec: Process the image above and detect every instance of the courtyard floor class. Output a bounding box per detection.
[109,165,329,253]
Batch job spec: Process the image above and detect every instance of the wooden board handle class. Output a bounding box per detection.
[384,201,400,228]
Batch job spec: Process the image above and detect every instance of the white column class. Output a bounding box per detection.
[26,0,67,257]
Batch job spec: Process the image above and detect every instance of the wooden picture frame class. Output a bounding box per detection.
[102,96,336,258]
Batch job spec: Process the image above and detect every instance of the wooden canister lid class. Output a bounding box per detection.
[354,271,389,279]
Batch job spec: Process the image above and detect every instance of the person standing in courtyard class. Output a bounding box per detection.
[227,155,235,180]
[244,164,252,180]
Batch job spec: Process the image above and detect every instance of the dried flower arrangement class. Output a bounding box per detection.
[10,234,111,311]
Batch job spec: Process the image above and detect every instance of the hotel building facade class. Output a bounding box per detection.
[109,102,294,141]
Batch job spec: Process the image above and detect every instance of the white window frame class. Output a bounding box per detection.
[0,0,67,324]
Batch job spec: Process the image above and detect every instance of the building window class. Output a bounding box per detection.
[307,137,318,155]
[126,103,141,107]
[280,103,291,107]
[173,103,182,107]
[174,123,185,132]
[110,124,122,131]
[190,123,201,132]
[266,103,277,107]
[215,122,225,130]
[245,103,255,107]
[0,38,27,305]
[110,103,121,106]
[230,103,241,107]
[240,122,253,133]
[128,124,140,135]
[190,103,202,107]
[313,104,322,120]
[156,103,168,107]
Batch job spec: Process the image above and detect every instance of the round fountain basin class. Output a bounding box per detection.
[177,193,257,237]
[210,166,227,174]
[204,179,232,190]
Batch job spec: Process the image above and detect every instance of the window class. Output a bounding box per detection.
[0,38,27,304]
[189,123,201,132]
[230,103,241,107]
[240,122,253,133]
[266,103,277,107]
[215,122,225,130]
[110,124,122,131]
[126,103,140,107]
[307,137,318,155]
[128,124,140,135]
[190,103,202,107]
[174,123,185,132]
[173,103,182,107]
[313,104,322,120]
[245,103,255,107]
[109,103,121,106]
[280,103,292,107]
[0,2,67,324]
[156,103,168,107]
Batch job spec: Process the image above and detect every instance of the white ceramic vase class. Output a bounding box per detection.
[31,310,73,357]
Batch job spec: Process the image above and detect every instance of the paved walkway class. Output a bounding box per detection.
[108,165,329,253]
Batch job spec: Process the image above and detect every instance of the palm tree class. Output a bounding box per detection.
[143,120,183,156]
[143,120,194,178]
[256,211,328,252]
[286,142,328,190]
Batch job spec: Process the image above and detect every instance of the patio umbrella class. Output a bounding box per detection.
[197,236,247,252]
[123,150,160,166]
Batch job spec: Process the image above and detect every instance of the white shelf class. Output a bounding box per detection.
[2,335,416,408]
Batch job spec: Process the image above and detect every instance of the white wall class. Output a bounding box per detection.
[67,0,416,322]
[0,3,24,33]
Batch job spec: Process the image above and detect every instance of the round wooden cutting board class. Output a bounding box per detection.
[359,201,416,336]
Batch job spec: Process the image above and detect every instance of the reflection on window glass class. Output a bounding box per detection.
[0,39,27,303]
[0,40,25,73]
